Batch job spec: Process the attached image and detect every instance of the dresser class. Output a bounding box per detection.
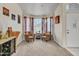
[35,33,42,39]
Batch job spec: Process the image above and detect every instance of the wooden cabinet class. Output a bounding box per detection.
[35,33,42,39]
[0,37,16,56]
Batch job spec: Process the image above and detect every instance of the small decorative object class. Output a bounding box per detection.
[3,7,9,16]
[11,14,16,20]
[55,16,60,24]
[18,15,21,24]
[7,27,12,37]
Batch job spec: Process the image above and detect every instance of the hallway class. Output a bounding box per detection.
[0,3,79,56]
[12,40,72,56]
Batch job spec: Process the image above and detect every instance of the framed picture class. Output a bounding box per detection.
[11,14,16,20]
[55,16,60,24]
[3,7,9,16]
[18,15,21,24]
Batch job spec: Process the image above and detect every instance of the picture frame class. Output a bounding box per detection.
[55,16,60,24]
[18,15,21,24]
[3,7,9,16]
[11,14,16,20]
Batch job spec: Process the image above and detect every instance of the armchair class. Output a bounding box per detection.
[25,32,34,42]
[42,32,51,41]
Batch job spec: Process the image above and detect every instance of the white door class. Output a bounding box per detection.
[66,14,79,47]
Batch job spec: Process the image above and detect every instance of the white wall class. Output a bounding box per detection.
[54,4,64,47]
[0,3,23,46]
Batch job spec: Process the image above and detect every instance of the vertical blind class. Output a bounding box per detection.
[23,16,53,33]
[24,16,34,33]
[26,17,30,31]
[42,17,51,33]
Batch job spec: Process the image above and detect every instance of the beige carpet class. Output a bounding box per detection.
[67,47,79,56]
[12,40,73,56]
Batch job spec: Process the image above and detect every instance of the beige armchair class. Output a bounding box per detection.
[42,32,51,41]
[25,32,34,42]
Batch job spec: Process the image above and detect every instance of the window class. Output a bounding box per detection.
[34,18,42,34]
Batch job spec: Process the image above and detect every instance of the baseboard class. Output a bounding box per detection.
[54,39,64,48]
[65,48,75,56]
[16,40,24,48]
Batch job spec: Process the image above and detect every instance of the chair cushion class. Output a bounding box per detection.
[42,36,46,38]
[28,36,33,38]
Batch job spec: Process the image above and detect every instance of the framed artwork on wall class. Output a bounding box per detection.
[3,7,9,16]
[17,15,21,24]
[55,16,60,24]
[11,14,16,20]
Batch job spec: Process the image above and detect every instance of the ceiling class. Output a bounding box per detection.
[18,3,59,17]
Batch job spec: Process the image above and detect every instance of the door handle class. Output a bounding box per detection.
[67,31,69,34]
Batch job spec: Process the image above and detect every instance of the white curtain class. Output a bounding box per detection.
[26,17,30,31]
[47,18,50,32]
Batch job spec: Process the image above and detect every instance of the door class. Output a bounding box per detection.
[66,14,79,47]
